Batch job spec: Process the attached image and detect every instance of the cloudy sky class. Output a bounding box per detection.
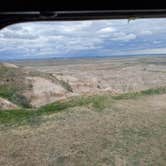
[0,18,166,60]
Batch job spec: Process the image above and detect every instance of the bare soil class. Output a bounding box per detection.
[17,56,166,95]
[0,97,18,110]
[2,56,166,108]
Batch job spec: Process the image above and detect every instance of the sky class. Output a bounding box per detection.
[0,18,166,60]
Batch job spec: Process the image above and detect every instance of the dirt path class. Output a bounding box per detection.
[0,94,166,166]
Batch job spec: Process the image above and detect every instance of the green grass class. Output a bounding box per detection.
[112,86,166,100]
[0,65,31,107]
[0,95,110,127]
[0,85,31,108]
[0,86,16,99]
[1,86,166,127]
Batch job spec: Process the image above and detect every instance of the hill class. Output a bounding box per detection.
[0,63,73,109]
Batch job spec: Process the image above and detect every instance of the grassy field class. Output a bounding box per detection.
[0,88,166,165]
[0,57,166,165]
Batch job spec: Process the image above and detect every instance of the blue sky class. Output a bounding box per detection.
[1,18,166,60]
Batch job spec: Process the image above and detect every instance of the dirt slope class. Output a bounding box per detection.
[0,97,18,110]
[23,76,68,107]
[0,63,72,108]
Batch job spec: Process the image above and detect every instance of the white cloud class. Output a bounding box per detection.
[111,32,136,41]
[98,27,115,33]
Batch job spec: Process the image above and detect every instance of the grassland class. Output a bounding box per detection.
[0,57,166,165]
[0,87,166,166]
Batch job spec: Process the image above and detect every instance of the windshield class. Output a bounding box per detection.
[0,19,166,166]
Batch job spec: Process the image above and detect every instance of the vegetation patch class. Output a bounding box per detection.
[0,95,110,126]
[0,85,31,108]
[0,65,31,107]
[58,79,73,92]
[1,86,166,127]
[112,86,166,100]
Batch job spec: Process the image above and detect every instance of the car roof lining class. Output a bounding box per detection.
[1,9,166,29]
